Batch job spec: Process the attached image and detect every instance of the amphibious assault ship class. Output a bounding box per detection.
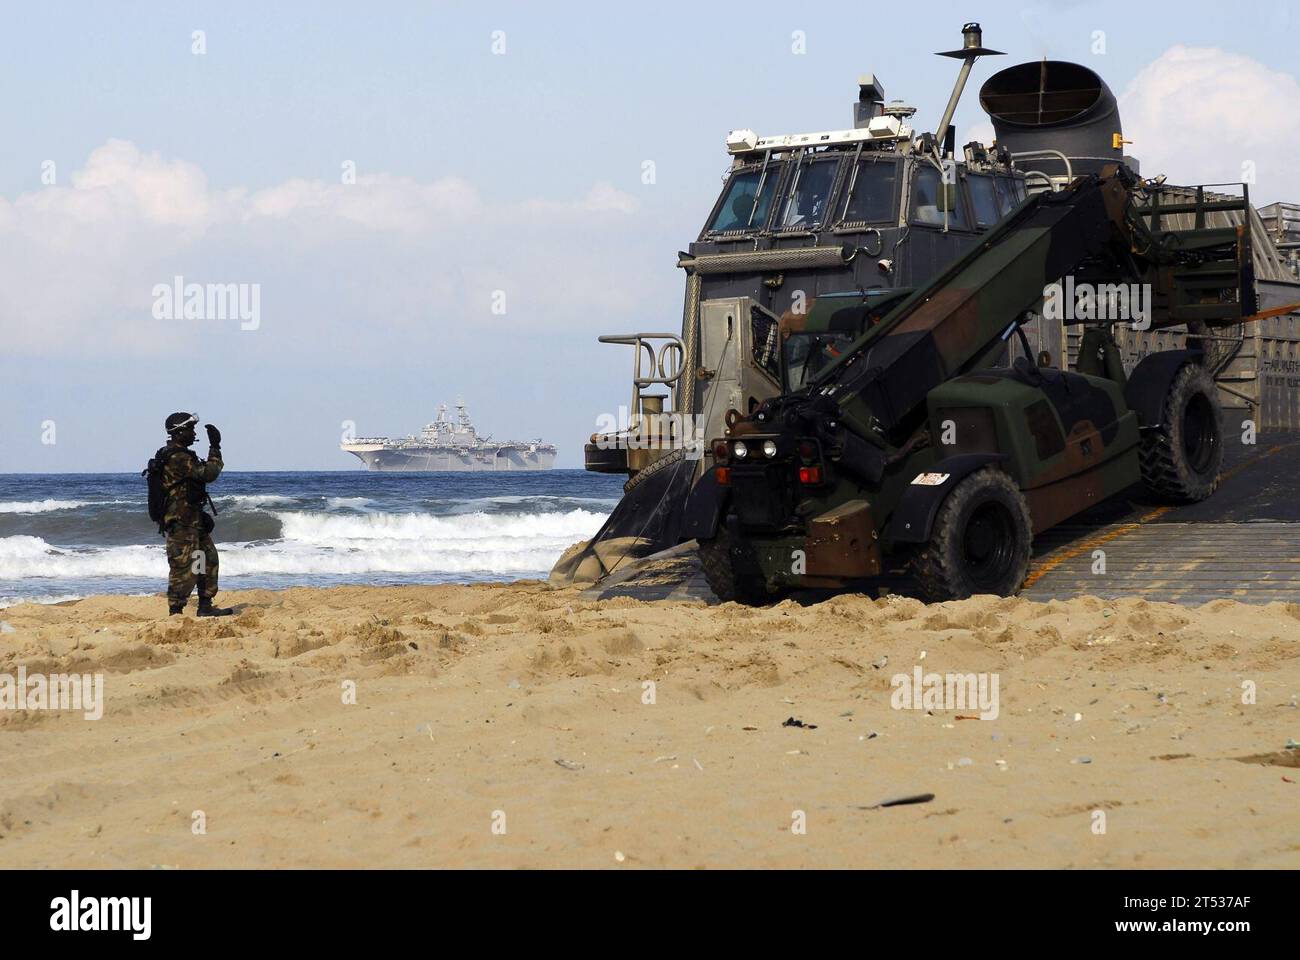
[341,402,557,472]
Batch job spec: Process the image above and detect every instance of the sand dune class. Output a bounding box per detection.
[0,584,1297,868]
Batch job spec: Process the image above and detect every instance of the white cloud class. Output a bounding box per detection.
[962,121,996,151]
[245,174,484,231]
[1119,45,1300,204]
[0,141,649,356]
[520,181,640,216]
[69,139,216,227]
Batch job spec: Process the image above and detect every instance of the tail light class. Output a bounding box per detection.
[716,467,731,485]
[797,438,822,484]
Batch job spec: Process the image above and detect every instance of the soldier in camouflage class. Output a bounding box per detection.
[160,412,233,617]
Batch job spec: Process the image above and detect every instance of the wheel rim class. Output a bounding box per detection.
[1181,391,1218,476]
[962,500,1017,591]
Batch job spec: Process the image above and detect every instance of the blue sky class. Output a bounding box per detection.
[2,0,1298,470]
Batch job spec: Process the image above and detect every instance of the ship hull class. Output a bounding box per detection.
[344,447,557,472]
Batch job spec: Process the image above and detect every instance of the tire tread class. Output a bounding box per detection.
[912,467,1032,602]
[699,530,773,605]
[1137,364,1222,504]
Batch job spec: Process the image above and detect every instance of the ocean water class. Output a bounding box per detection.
[0,470,624,608]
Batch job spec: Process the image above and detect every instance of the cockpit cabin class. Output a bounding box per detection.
[691,75,1026,300]
[702,134,1024,246]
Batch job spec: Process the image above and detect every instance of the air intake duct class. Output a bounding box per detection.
[979,60,1131,179]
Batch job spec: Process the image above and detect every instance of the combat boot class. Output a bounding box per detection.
[196,598,234,617]
[168,603,185,616]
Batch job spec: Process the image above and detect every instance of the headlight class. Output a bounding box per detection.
[732,441,748,459]
[762,440,777,458]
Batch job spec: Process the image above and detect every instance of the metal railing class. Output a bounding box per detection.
[597,333,685,427]
[1010,149,1074,193]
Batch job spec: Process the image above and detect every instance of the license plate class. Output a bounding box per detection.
[910,472,950,486]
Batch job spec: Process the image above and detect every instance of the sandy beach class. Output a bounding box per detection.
[0,584,1296,869]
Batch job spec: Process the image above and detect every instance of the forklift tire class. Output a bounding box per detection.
[623,447,689,494]
[1137,363,1223,504]
[699,529,777,605]
[912,467,1033,602]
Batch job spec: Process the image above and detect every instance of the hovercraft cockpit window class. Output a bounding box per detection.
[777,158,838,230]
[911,165,969,229]
[838,159,898,225]
[993,176,1025,215]
[967,174,1000,227]
[706,165,781,234]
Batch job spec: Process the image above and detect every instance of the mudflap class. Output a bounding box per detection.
[548,453,698,586]
[680,466,729,542]
[885,453,1009,544]
[1123,350,1197,429]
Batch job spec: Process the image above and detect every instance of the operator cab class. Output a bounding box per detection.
[777,288,913,392]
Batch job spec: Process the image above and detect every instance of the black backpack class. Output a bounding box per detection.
[143,446,218,534]
[143,446,176,534]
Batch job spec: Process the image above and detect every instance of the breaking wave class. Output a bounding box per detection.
[0,469,625,601]
[216,494,299,509]
[324,496,374,510]
[0,508,604,582]
[0,499,96,514]
[272,508,604,543]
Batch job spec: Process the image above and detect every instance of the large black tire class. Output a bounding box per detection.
[1138,363,1223,503]
[623,447,689,494]
[698,529,777,605]
[911,467,1033,601]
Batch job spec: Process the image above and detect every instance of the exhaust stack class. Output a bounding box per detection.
[979,60,1133,180]
[933,23,1004,157]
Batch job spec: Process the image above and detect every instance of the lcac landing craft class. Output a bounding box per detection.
[551,23,1300,597]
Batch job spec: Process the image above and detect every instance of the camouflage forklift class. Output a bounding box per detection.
[689,162,1269,602]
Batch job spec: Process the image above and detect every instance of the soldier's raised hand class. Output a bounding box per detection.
[205,423,222,446]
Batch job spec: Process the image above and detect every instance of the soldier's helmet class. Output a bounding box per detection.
[165,412,199,435]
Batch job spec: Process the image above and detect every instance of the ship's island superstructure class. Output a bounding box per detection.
[341,401,557,472]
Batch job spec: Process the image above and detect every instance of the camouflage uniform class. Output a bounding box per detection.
[161,441,223,608]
